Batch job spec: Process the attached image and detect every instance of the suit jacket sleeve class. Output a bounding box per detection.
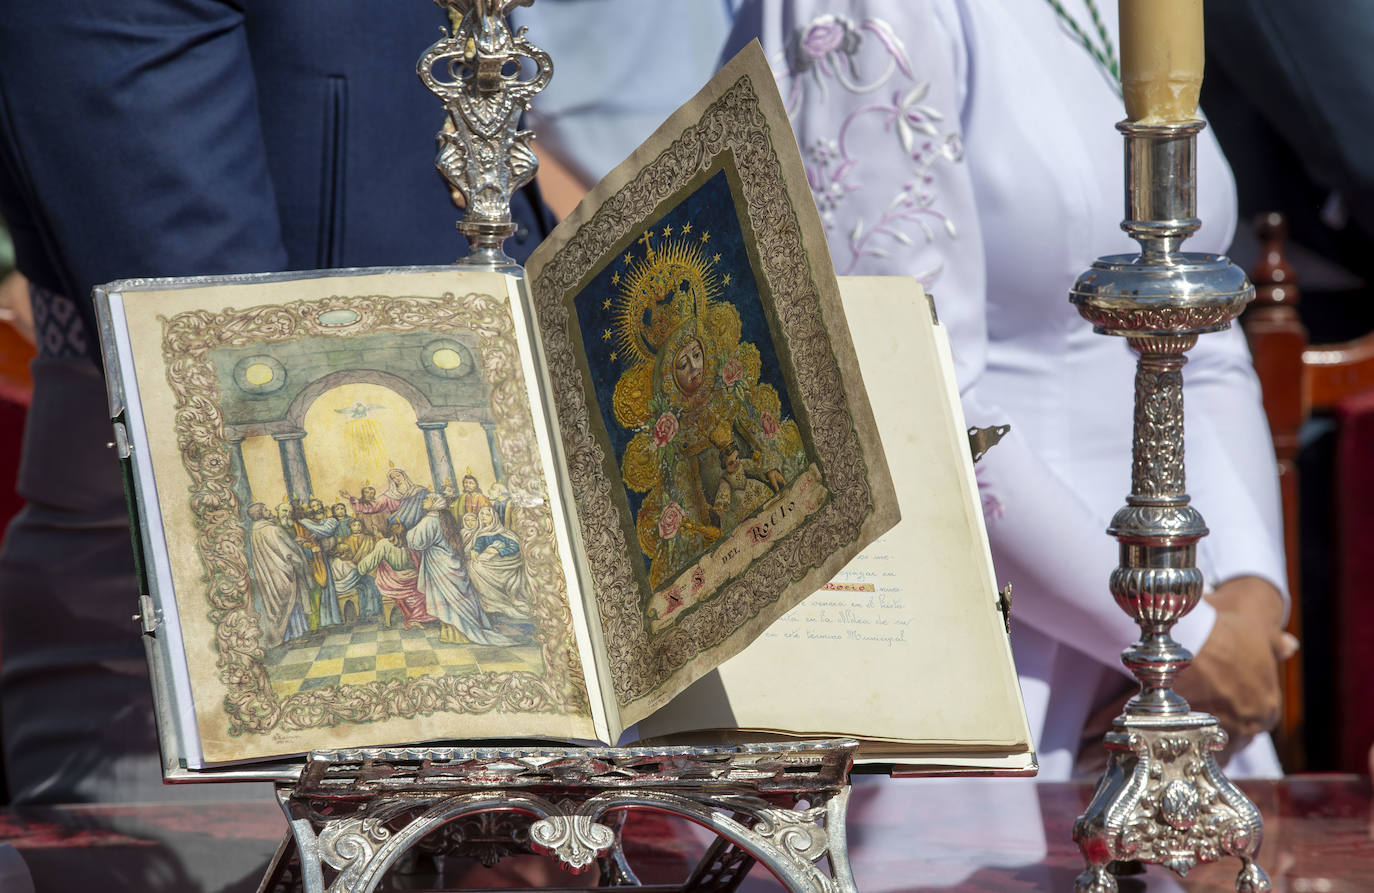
[0,0,289,341]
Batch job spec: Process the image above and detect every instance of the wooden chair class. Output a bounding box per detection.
[1241,212,1374,773]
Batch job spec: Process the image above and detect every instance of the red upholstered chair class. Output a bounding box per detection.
[1241,212,1374,773]
[0,309,32,552]
[0,285,33,804]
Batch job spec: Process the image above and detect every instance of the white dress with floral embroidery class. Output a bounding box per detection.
[726,0,1288,779]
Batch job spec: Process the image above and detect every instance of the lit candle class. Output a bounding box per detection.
[1118,0,1204,124]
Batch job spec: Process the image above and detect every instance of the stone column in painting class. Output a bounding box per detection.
[480,421,504,484]
[276,432,313,505]
[227,435,253,527]
[419,421,456,494]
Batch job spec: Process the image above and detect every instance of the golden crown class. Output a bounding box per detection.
[613,234,720,364]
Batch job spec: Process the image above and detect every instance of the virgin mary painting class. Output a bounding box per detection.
[612,237,808,589]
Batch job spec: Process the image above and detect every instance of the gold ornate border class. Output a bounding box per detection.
[530,74,876,707]
[160,292,590,738]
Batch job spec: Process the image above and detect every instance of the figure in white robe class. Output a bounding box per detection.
[245,502,310,646]
[728,0,1288,779]
[407,495,514,645]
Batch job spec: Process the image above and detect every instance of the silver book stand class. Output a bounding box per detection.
[255,739,860,893]
[1069,121,1269,892]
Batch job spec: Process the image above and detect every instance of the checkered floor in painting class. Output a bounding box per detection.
[262,618,542,700]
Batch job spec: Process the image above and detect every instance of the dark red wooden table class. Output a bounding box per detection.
[1,776,1369,892]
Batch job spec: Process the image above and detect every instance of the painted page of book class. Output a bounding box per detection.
[526,43,900,729]
[100,268,602,765]
[638,277,1033,765]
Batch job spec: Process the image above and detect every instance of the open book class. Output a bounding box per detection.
[640,277,1034,773]
[95,45,900,770]
[95,44,1031,774]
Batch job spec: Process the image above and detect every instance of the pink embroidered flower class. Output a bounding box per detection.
[658,502,684,540]
[721,357,744,386]
[761,412,780,439]
[663,586,683,614]
[781,14,952,283]
[801,16,847,58]
[651,411,679,448]
[789,15,860,73]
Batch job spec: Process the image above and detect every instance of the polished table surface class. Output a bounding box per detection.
[0,775,1369,892]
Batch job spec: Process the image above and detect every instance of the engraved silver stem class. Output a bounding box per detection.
[1068,122,1270,892]
[418,0,551,270]
[1110,337,1204,717]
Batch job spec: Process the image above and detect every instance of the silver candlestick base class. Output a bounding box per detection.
[1068,121,1269,892]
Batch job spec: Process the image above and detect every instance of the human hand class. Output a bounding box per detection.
[767,469,785,492]
[1175,576,1295,762]
[1078,576,1296,771]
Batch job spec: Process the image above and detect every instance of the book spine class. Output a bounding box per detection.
[94,288,156,621]
[113,419,155,628]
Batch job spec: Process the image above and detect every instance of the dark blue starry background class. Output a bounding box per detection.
[571,165,800,528]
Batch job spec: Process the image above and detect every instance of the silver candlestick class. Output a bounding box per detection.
[1068,121,1269,892]
[417,0,551,270]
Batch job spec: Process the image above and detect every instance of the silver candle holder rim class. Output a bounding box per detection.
[1070,252,1253,338]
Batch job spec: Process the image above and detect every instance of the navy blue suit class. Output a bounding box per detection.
[0,0,552,808]
[0,0,550,344]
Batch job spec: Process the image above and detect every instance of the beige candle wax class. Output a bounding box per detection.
[1119,0,1205,124]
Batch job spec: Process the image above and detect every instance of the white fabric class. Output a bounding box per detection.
[725,0,1289,778]
[517,0,737,185]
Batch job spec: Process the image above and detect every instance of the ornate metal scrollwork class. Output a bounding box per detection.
[752,805,840,893]
[317,815,393,890]
[418,0,552,264]
[1074,722,1267,892]
[269,741,861,893]
[527,813,616,873]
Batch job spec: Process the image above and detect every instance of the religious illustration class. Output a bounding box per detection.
[103,45,895,764]
[613,231,809,592]
[222,332,533,661]
[528,54,897,716]
[154,287,590,744]
[568,165,827,634]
